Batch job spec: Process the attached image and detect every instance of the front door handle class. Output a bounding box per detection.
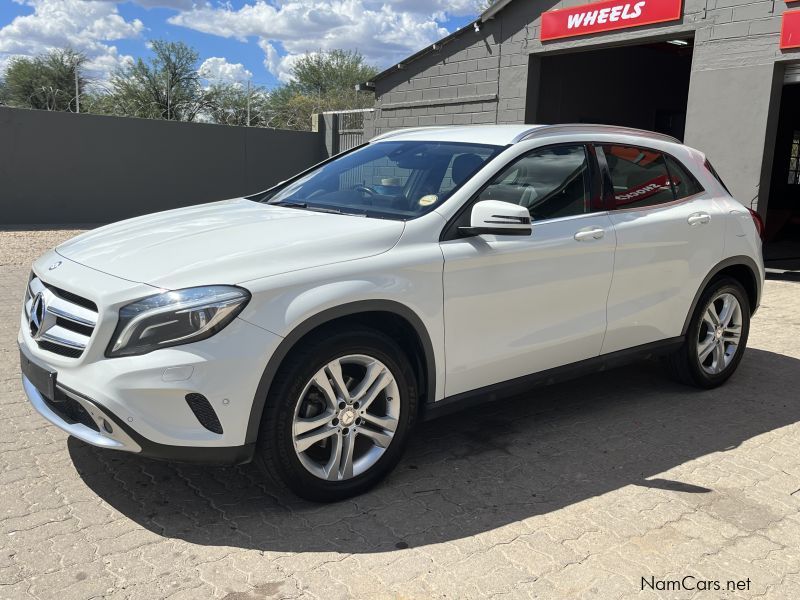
[574,227,605,242]
[688,212,711,226]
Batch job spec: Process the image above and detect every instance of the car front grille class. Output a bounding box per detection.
[24,274,98,358]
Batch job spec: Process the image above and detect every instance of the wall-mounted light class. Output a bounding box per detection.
[666,39,689,46]
[474,22,481,33]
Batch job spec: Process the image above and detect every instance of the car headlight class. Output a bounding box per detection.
[106,286,251,357]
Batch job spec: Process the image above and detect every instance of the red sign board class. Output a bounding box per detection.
[781,10,800,49]
[540,0,684,42]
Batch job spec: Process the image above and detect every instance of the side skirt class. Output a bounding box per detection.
[422,337,685,421]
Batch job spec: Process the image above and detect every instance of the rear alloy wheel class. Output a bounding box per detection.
[257,327,417,502]
[668,277,750,388]
[695,292,743,376]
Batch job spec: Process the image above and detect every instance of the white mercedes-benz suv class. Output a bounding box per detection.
[19,124,764,501]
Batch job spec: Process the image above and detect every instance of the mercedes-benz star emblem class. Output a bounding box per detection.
[29,292,55,341]
[29,292,45,338]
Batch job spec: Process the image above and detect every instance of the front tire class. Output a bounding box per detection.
[256,326,417,502]
[668,277,750,389]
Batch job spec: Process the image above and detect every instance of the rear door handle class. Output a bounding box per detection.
[574,227,605,241]
[688,212,711,226]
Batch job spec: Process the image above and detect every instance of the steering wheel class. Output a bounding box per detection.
[353,185,377,197]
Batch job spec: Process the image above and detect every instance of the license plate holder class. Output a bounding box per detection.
[20,350,57,401]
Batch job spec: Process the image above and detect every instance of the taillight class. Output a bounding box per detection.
[747,208,764,240]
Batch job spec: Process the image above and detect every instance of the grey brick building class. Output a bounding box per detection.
[364,0,800,265]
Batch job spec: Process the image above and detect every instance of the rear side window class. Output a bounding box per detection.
[664,155,703,200]
[704,159,731,194]
[599,145,674,209]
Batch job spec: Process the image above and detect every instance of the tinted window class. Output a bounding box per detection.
[704,160,730,194]
[263,141,500,220]
[664,155,703,200]
[600,145,674,209]
[476,145,591,221]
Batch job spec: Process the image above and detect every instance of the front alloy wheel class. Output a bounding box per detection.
[292,355,400,481]
[257,327,417,502]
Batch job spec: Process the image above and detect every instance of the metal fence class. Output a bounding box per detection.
[322,108,374,153]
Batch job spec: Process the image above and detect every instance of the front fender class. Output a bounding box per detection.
[237,256,445,445]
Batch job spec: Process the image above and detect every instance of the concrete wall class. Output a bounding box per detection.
[0,107,326,225]
[372,0,799,211]
[684,63,783,212]
[372,0,538,131]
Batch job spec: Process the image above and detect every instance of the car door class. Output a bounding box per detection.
[439,144,617,398]
[597,143,726,354]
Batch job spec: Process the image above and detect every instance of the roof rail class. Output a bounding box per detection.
[510,127,548,143]
[370,126,448,142]
[516,124,681,145]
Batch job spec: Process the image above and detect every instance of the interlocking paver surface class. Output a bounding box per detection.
[2,229,800,599]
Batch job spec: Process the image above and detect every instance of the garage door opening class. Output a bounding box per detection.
[764,82,800,269]
[529,39,694,141]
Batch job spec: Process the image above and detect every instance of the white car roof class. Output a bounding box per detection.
[371,124,681,147]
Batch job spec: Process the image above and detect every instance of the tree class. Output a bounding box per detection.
[205,83,268,127]
[263,49,378,130]
[2,49,86,111]
[290,49,379,97]
[107,40,208,121]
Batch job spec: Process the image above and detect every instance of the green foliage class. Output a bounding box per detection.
[205,83,268,127]
[290,49,379,96]
[106,40,208,121]
[261,49,378,130]
[0,43,377,130]
[2,49,86,111]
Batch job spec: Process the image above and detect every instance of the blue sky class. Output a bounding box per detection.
[0,1,482,88]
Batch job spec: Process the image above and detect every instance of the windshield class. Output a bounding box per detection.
[258,140,502,220]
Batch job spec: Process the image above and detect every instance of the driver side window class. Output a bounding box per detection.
[477,145,591,221]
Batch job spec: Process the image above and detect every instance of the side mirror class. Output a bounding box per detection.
[458,200,532,237]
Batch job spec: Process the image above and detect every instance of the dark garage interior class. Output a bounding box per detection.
[530,39,694,141]
[765,83,800,268]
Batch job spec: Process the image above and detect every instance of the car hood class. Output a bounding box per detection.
[56,198,405,289]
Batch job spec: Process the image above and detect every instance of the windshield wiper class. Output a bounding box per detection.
[270,201,365,217]
[270,201,308,209]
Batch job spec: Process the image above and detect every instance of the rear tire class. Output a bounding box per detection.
[255,326,417,502]
[668,277,750,389]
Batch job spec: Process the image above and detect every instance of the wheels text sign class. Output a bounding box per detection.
[540,0,684,42]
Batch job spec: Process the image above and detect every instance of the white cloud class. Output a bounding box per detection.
[260,40,304,83]
[168,0,478,81]
[199,56,253,83]
[0,0,143,79]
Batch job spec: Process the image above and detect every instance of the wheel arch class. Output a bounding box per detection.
[681,255,762,336]
[244,300,436,444]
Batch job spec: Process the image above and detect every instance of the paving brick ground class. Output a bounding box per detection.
[2,230,800,599]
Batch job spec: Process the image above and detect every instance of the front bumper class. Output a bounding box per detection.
[22,369,141,453]
[20,343,260,465]
[19,252,283,463]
